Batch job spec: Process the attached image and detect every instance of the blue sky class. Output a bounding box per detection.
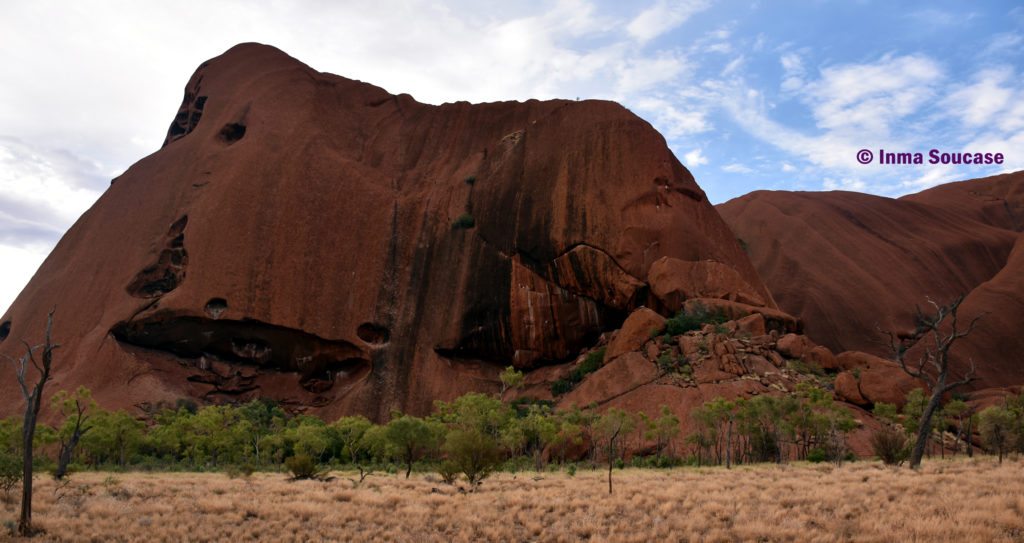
[1,0,1023,313]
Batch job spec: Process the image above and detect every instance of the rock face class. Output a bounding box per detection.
[527,307,879,457]
[0,43,771,421]
[718,172,1024,390]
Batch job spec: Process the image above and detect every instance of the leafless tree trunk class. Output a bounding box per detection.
[883,296,980,470]
[54,397,91,480]
[2,309,58,537]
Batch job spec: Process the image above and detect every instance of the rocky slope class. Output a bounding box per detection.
[0,43,772,421]
[718,171,1024,390]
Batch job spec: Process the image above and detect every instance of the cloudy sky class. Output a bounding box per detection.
[1,0,1023,314]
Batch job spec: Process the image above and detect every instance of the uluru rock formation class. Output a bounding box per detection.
[718,171,1024,390]
[0,43,775,421]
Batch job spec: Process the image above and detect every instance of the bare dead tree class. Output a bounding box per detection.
[53,388,94,480]
[882,296,981,469]
[1,309,59,537]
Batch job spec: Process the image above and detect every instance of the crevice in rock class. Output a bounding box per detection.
[218,123,246,144]
[163,79,206,147]
[204,298,228,319]
[111,315,370,394]
[357,323,390,345]
[126,216,189,298]
[0,320,9,342]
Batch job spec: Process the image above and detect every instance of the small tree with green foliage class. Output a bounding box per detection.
[595,408,634,494]
[51,386,95,479]
[499,366,524,396]
[385,415,443,478]
[979,406,1015,464]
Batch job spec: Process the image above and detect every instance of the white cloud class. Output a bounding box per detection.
[632,97,712,137]
[823,177,867,191]
[801,54,943,137]
[614,51,690,94]
[627,0,710,43]
[780,53,805,92]
[722,163,753,173]
[943,67,1018,129]
[0,245,49,315]
[684,149,708,167]
[721,56,744,76]
[781,162,796,173]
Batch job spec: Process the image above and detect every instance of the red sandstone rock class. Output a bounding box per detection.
[647,256,769,311]
[805,345,837,371]
[735,313,766,336]
[558,352,660,408]
[835,351,924,407]
[0,43,776,420]
[834,371,868,406]
[776,334,814,359]
[682,298,800,334]
[718,175,1024,390]
[604,308,666,362]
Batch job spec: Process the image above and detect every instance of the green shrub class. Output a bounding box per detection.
[0,452,19,498]
[464,176,476,185]
[787,359,826,377]
[550,347,606,396]
[550,379,573,396]
[567,463,577,477]
[806,447,827,463]
[452,213,475,229]
[870,425,909,466]
[438,461,459,485]
[664,303,727,336]
[285,454,321,480]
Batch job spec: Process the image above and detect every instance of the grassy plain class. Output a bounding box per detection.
[3,458,1023,542]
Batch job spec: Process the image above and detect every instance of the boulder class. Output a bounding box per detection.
[735,313,766,336]
[683,298,800,334]
[776,334,814,359]
[835,351,924,407]
[834,371,867,406]
[804,345,838,371]
[559,352,660,407]
[647,256,768,311]
[605,308,666,362]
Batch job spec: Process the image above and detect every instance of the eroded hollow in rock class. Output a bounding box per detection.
[204,298,228,319]
[0,321,10,342]
[126,216,189,298]
[218,123,246,144]
[111,316,370,393]
[164,92,207,147]
[356,323,390,345]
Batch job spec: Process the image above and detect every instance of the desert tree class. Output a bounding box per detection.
[882,295,981,469]
[385,414,443,478]
[51,386,95,480]
[499,365,524,396]
[1,308,58,536]
[595,408,635,494]
[978,406,1015,463]
[328,415,374,483]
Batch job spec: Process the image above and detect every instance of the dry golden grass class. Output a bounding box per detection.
[3,457,1024,542]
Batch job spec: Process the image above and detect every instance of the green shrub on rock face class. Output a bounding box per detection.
[550,347,607,396]
[452,213,475,229]
[663,304,727,336]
